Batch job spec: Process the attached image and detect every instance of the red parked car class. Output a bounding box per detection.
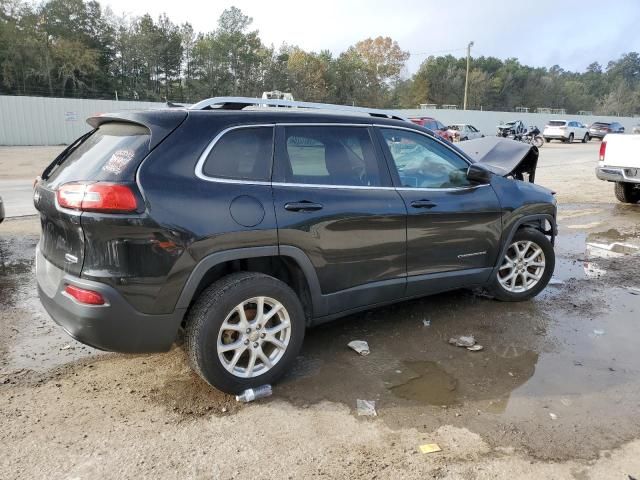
[409,117,453,142]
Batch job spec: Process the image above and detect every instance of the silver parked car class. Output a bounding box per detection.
[447,123,484,141]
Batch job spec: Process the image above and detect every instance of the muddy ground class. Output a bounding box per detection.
[1,142,640,479]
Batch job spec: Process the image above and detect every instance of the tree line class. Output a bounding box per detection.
[1,0,639,115]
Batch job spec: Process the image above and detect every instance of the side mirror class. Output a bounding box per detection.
[467,163,492,184]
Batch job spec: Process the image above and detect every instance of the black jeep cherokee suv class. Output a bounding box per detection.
[35,98,556,393]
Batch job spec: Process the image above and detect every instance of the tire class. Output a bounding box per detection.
[544,137,550,143]
[614,182,640,204]
[487,228,555,302]
[582,133,590,143]
[567,133,574,143]
[532,135,544,148]
[185,272,306,394]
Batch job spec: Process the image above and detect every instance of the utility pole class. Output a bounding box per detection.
[463,41,474,110]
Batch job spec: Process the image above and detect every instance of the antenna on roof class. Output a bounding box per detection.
[189,96,408,121]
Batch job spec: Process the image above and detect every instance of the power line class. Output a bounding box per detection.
[407,47,467,57]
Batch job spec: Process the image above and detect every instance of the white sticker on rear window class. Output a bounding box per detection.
[103,149,135,175]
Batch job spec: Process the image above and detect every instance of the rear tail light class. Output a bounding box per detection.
[599,141,607,161]
[57,182,138,213]
[64,285,105,305]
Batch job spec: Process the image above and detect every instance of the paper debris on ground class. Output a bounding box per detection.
[593,329,605,336]
[356,399,377,416]
[548,278,565,285]
[348,340,370,356]
[422,319,431,327]
[418,443,442,454]
[549,413,558,420]
[448,335,476,348]
[466,344,484,352]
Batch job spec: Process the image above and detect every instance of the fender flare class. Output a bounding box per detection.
[174,245,326,316]
[490,213,556,278]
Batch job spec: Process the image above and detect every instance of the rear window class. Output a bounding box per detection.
[548,121,566,126]
[44,122,150,188]
[592,122,609,127]
[282,126,381,187]
[202,127,273,181]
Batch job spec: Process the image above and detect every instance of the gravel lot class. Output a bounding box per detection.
[1,141,640,479]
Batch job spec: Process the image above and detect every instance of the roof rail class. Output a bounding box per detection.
[189,96,408,121]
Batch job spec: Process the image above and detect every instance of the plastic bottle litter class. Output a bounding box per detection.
[356,399,377,416]
[348,340,370,356]
[235,384,272,403]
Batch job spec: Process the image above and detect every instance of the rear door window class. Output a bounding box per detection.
[202,127,274,181]
[281,126,381,187]
[44,122,150,188]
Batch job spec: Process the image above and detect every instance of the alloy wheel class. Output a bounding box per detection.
[497,240,546,293]
[217,296,291,378]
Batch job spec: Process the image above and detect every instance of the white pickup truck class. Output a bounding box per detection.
[596,134,640,203]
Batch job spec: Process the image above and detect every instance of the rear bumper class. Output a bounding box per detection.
[36,246,184,353]
[543,134,568,140]
[589,132,606,139]
[596,166,640,184]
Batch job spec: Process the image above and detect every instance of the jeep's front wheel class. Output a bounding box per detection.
[185,272,305,394]
[488,228,555,301]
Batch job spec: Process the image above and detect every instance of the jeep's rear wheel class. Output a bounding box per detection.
[614,182,640,204]
[488,228,555,301]
[185,272,305,394]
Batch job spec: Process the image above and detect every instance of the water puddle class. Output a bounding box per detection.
[551,228,640,282]
[386,361,458,405]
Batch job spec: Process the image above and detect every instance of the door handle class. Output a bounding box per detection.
[284,201,324,212]
[410,199,437,209]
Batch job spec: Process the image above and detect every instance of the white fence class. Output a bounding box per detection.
[395,108,640,137]
[0,96,165,146]
[1,95,638,145]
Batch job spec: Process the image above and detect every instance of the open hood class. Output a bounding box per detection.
[457,137,539,183]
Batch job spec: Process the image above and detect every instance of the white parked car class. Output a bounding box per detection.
[543,120,590,143]
[447,124,483,141]
[596,134,640,203]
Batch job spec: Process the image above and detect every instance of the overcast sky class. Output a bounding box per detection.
[101,0,640,74]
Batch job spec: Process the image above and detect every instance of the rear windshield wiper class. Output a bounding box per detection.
[42,130,95,180]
